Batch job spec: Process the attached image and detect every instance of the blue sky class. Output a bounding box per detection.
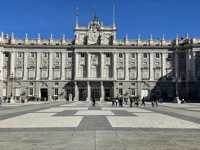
[1,0,200,40]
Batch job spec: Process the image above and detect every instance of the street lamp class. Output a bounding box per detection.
[9,72,15,103]
[173,74,181,103]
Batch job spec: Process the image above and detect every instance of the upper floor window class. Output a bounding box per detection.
[168,53,173,59]
[80,53,85,58]
[119,53,123,58]
[17,52,22,58]
[43,52,47,58]
[131,53,135,59]
[155,53,160,59]
[106,53,110,58]
[68,53,72,58]
[30,52,35,58]
[143,53,148,59]
[55,52,59,58]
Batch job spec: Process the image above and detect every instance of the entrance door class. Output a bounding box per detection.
[79,89,86,101]
[141,90,148,100]
[41,88,48,101]
[91,88,99,101]
[105,89,111,101]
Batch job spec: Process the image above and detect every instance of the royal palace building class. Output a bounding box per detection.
[0,13,200,102]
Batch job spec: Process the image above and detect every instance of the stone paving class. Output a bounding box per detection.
[0,101,200,150]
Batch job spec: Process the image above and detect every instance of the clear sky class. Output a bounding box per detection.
[1,0,200,40]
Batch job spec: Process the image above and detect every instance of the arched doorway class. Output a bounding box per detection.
[141,83,150,100]
[39,82,48,101]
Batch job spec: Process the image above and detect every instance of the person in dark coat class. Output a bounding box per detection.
[92,97,95,107]
[130,97,133,107]
[141,97,145,107]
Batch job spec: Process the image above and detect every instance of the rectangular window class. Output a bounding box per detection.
[30,52,35,58]
[3,88,7,97]
[68,53,72,58]
[131,53,135,59]
[131,89,135,96]
[54,89,59,96]
[119,53,123,58]
[168,53,172,59]
[66,69,72,79]
[119,89,123,95]
[16,69,22,78]
[29,88,34,96]
[15,88,21,96]
[42,69,48,78]
[143,53,148,58]
[80,53,85,58]
[156,53,160,58]
[54,69,60,79]
[43,52,47,58]
[106,53,110,58]
[55,52,59,58]
[17,52,22,58]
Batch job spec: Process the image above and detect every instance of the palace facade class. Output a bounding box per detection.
[0,14,200,102]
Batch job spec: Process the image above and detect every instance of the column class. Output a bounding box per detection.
[87,53,91,78]
[61,52,65,80]
[86,82,91,101]
[175,49,179,76]
[36,52,41,80]
[125,53,129,80]
[137,53,141,80]
[0,48,3,98]
[73,82,78,101]
[113,52,116,79]
[23,52,28,80]
[100,82,104,101]
[0,48,3,80]
[192,51,196,80]
[10,50,15,77]
[74,53,78,78]
[49,52,53,80]
[100,52,104,78]
[150,53,154,80]
[162,53,166,78]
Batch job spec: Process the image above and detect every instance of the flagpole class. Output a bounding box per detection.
[76,6,78,26]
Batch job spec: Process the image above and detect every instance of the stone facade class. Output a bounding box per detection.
[0,14,200,102]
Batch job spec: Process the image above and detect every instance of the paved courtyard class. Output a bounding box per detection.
[0,101,200,150]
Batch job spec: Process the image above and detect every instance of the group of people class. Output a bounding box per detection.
[110,97,146,108]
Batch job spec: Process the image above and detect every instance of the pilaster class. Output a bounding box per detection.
[10,50,15,77]
[150,53,154,80]
[36,52,41,80]
[86,82,91,101]
[100,82,104,101]
[100,52,104,78]
[61,52,65,80]
[87,53,91,78]
[162,53,166,79]
[74,53,78,78]
[73,82,78,101]
[23,52,28,80]
[137,53,141,80]
[0,48,3,80]
[49,52,53,80]
[113,52,116,79]
[125,53,129,80]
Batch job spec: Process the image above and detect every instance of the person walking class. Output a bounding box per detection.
[115,97,118,107]
[130,97,133,107]
[92,97,95,107]
[135,98,139,107]
[0,97,3,108]
[111,97,115,107]
[141,97,145,107]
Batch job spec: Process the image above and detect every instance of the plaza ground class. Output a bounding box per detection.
[0,101,200,150]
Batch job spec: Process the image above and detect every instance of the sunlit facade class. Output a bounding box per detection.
[0,14,200,102]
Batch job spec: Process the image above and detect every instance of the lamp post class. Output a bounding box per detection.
[174,74,181,103]
[10,72,15,103]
